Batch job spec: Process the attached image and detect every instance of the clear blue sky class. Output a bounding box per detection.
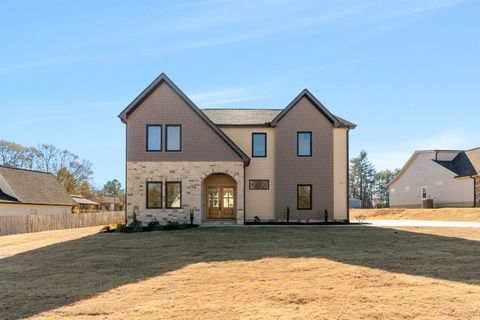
[1,0,479,188]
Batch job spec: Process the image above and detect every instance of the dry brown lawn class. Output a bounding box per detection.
[351,207,480,222]
[1,226,480,320]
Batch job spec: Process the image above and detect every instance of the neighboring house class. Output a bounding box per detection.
[388,148,480,208]
[0,166,75,216]
[349,198,362,209]
[71,194,100,213]
[118,73,356,225]
[96,196,123,211]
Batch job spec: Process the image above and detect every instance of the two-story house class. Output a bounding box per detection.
[118,73,355,225]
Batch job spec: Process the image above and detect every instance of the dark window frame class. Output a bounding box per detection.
[297,184,312,210]
[165,124,182,152]
[251,132,267,158]
[165,181,182,209]
[249,179,270,190]
[297,131,312,157]
[146,181,162,209]
[146,124,162,152]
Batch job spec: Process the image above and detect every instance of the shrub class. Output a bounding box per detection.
[163,221,181,230]
[355,214,367,223]
[115,222,127,232]
[147,220,162,231]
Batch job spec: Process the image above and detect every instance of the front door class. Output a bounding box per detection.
[207,186,235,219]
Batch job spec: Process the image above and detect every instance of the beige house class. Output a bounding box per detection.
[118,73,356,225]
[388,148,480,208]
[0,166,75,216]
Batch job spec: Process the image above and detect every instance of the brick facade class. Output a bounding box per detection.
[127,161,244,225]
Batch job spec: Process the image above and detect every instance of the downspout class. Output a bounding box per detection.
[346,128,350,222]
[124,122,128,223]
[243,163,246,224]
[471,176,477,208]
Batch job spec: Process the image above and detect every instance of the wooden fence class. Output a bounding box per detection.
[0,211,125,236]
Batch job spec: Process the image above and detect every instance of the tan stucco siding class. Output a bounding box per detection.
[0,204,72,216]
[221,127,275,221]
[126,82,241,162]
[333,128,348,220]
[389,152,474,207]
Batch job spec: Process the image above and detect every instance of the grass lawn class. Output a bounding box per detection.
[1,226,480,320]
[351,207,480,222]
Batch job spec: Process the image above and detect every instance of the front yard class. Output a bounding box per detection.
[1,225,480,319]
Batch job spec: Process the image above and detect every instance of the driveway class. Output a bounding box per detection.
[364,219,480,228]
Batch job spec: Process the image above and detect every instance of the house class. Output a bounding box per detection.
[0,166,75,216]
[118,73,356,225]
[71,194,100,213]
[96,196,123,211]
[388,148,480,208]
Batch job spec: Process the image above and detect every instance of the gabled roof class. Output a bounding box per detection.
[388,148,480,186]
[270,89,356,128]
[118,73,250,164]
[434,147,480,177]
[0,166,75,206]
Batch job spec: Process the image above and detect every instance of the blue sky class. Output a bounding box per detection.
[1,0,479,188]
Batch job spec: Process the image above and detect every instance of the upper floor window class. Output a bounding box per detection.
[297,132,312,157]
[252,133,267,157]
[166,125,182,151]
[146,125,162,151]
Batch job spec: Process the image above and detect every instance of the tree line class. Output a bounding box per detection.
[349,150,400,208]
[0,140,124,202]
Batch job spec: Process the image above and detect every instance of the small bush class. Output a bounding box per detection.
[163,221,181,230]
[147,220,162,231]
[355,214,367,223]
[115,222,127,232]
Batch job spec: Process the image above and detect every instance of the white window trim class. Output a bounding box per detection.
[421,186,428,200]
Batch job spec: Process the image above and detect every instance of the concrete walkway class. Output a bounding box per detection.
[364,219,480,228]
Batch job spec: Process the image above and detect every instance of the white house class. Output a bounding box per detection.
[388,148,480,208]
[0,166,75,216]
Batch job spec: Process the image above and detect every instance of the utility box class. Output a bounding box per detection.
[423,198,434,208]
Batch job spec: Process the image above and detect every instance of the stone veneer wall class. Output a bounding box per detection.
[127,161,244,225]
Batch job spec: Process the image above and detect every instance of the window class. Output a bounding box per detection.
[146,181,162,208]
[249,179,269,190]
[252,133,267,157]
[166,181,182,208]
[421,186,427,200]
[166,125,182,151]
[297,132,312,156]
[146,125,162,151]
[297,184,312,210]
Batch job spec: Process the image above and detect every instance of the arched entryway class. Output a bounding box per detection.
[204,173,237,220]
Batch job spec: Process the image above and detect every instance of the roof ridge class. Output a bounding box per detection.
[201,108,283,110]
[0,165,53,175]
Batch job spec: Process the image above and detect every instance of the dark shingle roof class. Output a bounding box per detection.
[202,108,355,127]
[0,166,75,206]
[0,189,19,203]
[434,148,480,177]
[202,109,282,125]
